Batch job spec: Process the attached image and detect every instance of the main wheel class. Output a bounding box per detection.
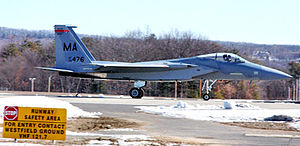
[129,88,143,99]
[140,88,145,97]
[202,93,210,101]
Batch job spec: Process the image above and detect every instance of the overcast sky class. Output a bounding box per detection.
[0,0,299,45]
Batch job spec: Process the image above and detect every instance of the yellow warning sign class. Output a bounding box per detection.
[3,106,66,140]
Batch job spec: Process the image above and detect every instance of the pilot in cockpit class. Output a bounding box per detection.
[223,54,232,62]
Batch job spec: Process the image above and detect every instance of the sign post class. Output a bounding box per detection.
[3,106,67,141]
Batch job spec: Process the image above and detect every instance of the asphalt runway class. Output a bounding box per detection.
[56,97,300,145]
[1,92,300,145]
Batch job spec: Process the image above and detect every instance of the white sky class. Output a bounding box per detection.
[0,0,299,45]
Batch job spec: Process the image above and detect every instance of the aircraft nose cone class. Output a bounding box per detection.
[282,72,293,79]
[275,71,293,79]
[260,66,292,80]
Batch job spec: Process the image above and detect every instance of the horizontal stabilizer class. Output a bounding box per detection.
[36,67,73,72]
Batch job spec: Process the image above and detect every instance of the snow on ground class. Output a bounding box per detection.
[0,93,12,95]
[289,120,300,130]
[67,130,150,139]
[0,131,154,145]
[67,130,157,145]
[87,136,158,146]
[136,101,300,129]
[102,128,139,132]
[0,96,102,123]
[98,94,129,99]
[66,130,105,137]
[0,141,42,146]
[88,140,112,145]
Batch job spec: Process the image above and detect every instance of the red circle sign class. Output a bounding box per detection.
[4,106,18,121]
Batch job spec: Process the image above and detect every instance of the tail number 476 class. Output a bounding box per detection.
[68,56,84,62]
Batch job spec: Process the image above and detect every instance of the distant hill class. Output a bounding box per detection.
[216,41,300,60]
[0,26,100,40]
[0,27,101,50]
[0,27,54,39]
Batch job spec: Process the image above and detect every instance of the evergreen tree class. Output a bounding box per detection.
[1,44,21,58]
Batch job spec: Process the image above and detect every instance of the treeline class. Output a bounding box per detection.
[217,41,300,61]
[0,30,294,99]
[0,27,54,39]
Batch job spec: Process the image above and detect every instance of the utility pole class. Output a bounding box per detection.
[76,78,82,94]
[48,75,52,92]
[288,86,291,100]
[293,84,296,100]
[298,79,300,101]
[29,78,36,92]
[296,79,298,101]
[60,78,64,93]
[199,80,202,99]
[175,81,178,99]
[180,81,183,98]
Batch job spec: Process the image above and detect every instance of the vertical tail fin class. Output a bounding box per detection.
[54,25,95,69]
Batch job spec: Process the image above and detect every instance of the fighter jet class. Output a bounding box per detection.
[38,25,292,100]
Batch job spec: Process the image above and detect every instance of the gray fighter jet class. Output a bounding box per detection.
[38,25,292,100]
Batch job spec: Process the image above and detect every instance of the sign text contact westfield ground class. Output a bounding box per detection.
[3,106,66,140]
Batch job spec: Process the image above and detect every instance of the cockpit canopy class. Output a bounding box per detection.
[216,53,246,63]
[198,53,246,63]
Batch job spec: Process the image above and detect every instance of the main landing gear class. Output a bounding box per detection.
[129,81,146,99]
[201,80,217,101]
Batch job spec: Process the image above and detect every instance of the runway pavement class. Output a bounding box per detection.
[1,92,300,145]
[58,96,300,145]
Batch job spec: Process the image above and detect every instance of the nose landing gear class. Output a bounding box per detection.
[201,80,217,101]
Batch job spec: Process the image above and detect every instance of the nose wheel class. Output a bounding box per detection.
[202,93,210,101]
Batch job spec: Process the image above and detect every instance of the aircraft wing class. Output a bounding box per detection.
[37,61,198,74]
[90,62,169,68]
[90,61,197,73]
[35,67,73,72]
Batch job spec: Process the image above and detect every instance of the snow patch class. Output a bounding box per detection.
[0,141,42,145]
[102,128,138,132]
[68,131,155,145]
[224,101,235,109]
[0,93,11,95]
[136,101,300,128]
[0,96,102,123]
[88,140,112,145]
[66,130,104,137]
[67,131,151,140]
[173,101,223,110]
[98,94,127,98]
[174,101,187,108]
[88,136,156,146]
[289,120,300,130]
[224,101,259,109]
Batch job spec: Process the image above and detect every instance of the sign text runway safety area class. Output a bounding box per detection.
[2,106,67,140]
